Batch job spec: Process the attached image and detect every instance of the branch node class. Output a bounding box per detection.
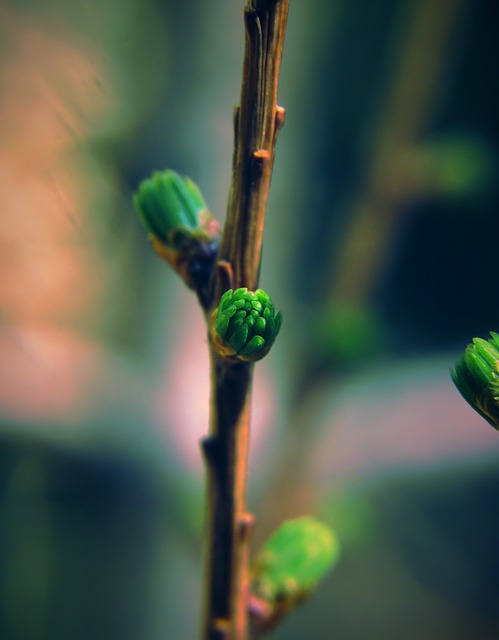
[201,435,220,468]
[274,105,286,137]
[218,261,235,292]
[212,260,235,305]
[212,618,231,640]
[252,149,271,177]
[248,594,273,621]
[237,512,255,541]
[253,149,271,160]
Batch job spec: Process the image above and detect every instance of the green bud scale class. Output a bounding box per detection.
[451,331,499,429]
[211,288,282,362]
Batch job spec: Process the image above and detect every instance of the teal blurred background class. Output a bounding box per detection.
[2,0,499,638]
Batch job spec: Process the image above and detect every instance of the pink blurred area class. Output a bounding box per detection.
[0,5,120,328]
[0,325,103,425]
[312,361,499,486]
[0,5,148,449]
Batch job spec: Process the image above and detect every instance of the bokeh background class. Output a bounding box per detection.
[2,0,499,638]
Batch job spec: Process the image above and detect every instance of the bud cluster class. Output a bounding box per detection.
[211,288,282,362]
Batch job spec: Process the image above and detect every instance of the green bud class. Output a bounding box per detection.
[132,169,221,306]
[133,169,208,245]
[211,288,282,362]
[252,517,339,606]
[451,332,499,429]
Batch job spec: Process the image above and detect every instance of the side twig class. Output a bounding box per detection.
[201,1,289,639]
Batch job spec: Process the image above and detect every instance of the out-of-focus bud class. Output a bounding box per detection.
[133,170,221,305]
[451,332,499,429]
[210,288,282,362]
[250,517,339,634]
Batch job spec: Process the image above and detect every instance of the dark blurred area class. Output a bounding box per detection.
[2,0,499,638]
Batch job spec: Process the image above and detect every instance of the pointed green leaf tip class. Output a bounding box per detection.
[133,169,207,244]
[451,331,499,429]
[211,288,282,362]
[252,516,340,604]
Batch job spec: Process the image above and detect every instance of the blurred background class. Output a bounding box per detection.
[1,0,499,638]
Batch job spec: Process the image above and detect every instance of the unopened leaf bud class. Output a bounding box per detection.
[133,170,221,304]
[451,332,499,429]
[252,516,339,605]
[210,288,282,362]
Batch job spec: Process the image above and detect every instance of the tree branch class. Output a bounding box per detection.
[201,1,290,639]
[215,0,288,297]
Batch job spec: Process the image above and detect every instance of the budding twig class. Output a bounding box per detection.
[201,1,290,639]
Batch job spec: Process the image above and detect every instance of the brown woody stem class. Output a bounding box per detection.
[215,0,288,298]
[201,1,289,639]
